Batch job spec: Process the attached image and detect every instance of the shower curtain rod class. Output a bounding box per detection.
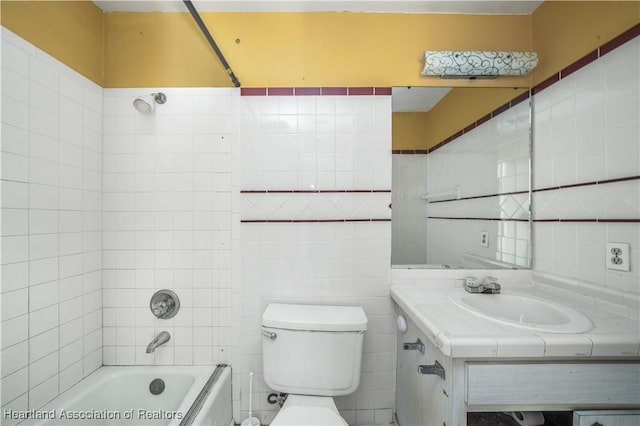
[183,0,241,87]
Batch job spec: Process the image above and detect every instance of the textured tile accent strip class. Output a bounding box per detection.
[533,175,640,193]
[241,189,391,193]
[241,218,391,223]
[428,216,529,222]
[392,150,429,154]
[239,87,391,96]
[428,190,529,204]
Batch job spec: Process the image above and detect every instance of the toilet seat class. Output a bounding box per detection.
[270,395,348,426]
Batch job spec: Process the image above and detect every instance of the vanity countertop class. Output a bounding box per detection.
[390,284,640,359]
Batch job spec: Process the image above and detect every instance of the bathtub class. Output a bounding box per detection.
[19,365,232,426]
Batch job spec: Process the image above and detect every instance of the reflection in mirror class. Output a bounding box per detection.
[391,86,531,269]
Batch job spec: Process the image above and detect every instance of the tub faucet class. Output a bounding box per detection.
[146,331,171,353]
[464,276,501,294]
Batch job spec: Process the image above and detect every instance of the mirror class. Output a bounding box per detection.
[391,86,532,269]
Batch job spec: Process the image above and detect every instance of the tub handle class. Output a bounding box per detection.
[262,330,277,340]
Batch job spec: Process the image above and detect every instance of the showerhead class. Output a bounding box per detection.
[133,92,167,114]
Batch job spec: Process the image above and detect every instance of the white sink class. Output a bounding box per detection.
[448,289,593,333]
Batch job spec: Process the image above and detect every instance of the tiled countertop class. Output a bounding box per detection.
[391,283,640,359]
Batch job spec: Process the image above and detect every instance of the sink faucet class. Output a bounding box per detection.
[464,276,501,294]
[146,331,171,353]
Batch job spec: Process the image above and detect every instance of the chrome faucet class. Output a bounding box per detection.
[146,331,171,353]
[464,276,501,294]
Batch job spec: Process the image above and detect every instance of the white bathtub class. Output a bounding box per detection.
[19,365,232,426]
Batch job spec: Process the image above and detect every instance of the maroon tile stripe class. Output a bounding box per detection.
[392,150,429,154]
[533,219,640,223]
[268,87,294,96]
[600,23,640,56]
[533,175,640,193]
[428,190,529,204]
[531,176,640,222]
[295,87,322,96]
[424,90,532,154]
[560,50,598,79]
[417,24,640,155]
[375,87,393,95]
[241,218,391,223]
[239,87,392,96]
[531,73,560,95]
[240,88,266,96]
[424,176,640,206]
[241,189,391,193]
[428,216,529,222]
[348,87,374,96]
[322,87,348,95]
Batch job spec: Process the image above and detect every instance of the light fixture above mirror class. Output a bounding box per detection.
[422,51,539,79]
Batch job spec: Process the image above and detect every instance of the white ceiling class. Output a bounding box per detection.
[93,0,542,14]
[392,87,452,112]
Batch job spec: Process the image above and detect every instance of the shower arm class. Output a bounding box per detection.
[183,0,241,88]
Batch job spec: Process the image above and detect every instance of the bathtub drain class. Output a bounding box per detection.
[149,378,165,395]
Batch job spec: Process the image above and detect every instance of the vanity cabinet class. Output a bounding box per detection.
[396,314,454,426]
[395,308,640,426]
[573,410,640,426]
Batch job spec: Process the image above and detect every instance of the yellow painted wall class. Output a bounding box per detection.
[394,1,640,150]
[2,1,638,150]
[392,112,431,151]
[532,1,639,85]
[0,1,104,85]
[426,87,528,149]
[103,12,532,88]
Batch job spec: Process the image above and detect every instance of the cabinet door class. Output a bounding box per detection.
[466,362,640,409]
[396,312,452,426]
[573,410,640,426]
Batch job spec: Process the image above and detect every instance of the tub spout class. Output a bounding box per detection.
[146,331,170,353]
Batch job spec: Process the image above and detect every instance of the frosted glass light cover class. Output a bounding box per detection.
[422,51,538,78]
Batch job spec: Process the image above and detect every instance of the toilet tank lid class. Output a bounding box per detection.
[262,303,367,332]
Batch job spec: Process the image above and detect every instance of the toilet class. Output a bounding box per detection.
[262,303,368,426]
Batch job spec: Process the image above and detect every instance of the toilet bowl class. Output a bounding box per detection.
[262,303,367,426]
[270,395,347,426]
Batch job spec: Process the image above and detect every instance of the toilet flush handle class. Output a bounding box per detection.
[262,330,277,340]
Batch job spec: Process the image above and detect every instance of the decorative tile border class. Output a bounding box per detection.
[532,175,640,222]
[427,189,529,204]
[241,218,391,223]
[241,190,392,223]
[392,149,430,155]
[396,23,640,155]
[533,175,640,193]
[240,87,392,96]
[533,219,640,223]
[240,189,391,194]
[428,216,529,222]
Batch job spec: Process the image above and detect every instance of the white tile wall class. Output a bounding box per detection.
[1,27,103,416]
[238,94,394,425]
[422,100,531,267]
[427,100,530,199]
[391,154,428,265]
[532,37,640,295]
[240,95,391,191]
[101,88,239,368]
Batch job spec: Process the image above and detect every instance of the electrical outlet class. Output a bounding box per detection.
[480,231,489,247]
[606,242,630,272]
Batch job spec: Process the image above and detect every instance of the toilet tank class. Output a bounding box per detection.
[262,303,367,396]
